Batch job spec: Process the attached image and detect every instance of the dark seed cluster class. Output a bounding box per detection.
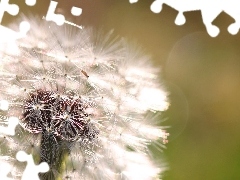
[21,89,98,141]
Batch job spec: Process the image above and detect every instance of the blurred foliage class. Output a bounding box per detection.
[3,0,240,179]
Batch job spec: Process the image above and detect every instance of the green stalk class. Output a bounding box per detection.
[39,131,71,180]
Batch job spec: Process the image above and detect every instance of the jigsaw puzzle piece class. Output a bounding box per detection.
[0,0,19,23]
[16,151,49,180]
[45,0,65,25]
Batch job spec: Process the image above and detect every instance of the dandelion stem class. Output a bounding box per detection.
[39,131,70,180]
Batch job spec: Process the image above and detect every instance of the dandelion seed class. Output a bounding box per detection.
[0,16,169,180]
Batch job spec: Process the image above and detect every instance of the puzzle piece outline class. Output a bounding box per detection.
[0,0,36,24]
[130,0,240,37]
[16,151,49,180]
[0,0,83,43]
[0,0,19,23]
[45,0,82,26]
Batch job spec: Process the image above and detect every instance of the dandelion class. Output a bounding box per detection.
[0,16,169,180]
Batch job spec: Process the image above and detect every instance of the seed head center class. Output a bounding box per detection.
[21,89,98,141]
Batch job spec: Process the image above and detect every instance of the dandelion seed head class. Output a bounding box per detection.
[0,16,169,179]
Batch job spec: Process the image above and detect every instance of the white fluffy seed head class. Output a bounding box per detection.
[0,17,169,179]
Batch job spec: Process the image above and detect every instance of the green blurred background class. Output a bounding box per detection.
[3,0,240,179]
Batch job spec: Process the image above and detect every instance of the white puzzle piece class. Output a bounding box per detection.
[130,0,240,37]
[16,151,49,180]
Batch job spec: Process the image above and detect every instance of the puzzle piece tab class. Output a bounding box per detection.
[0,0,19,23]
[45,0,65,25]
[16,151,49,180]
[71,6,82,16]
[129,0,138,4]
[45,0,82,26]
[25,0,37,6]
[0,0,37,23]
